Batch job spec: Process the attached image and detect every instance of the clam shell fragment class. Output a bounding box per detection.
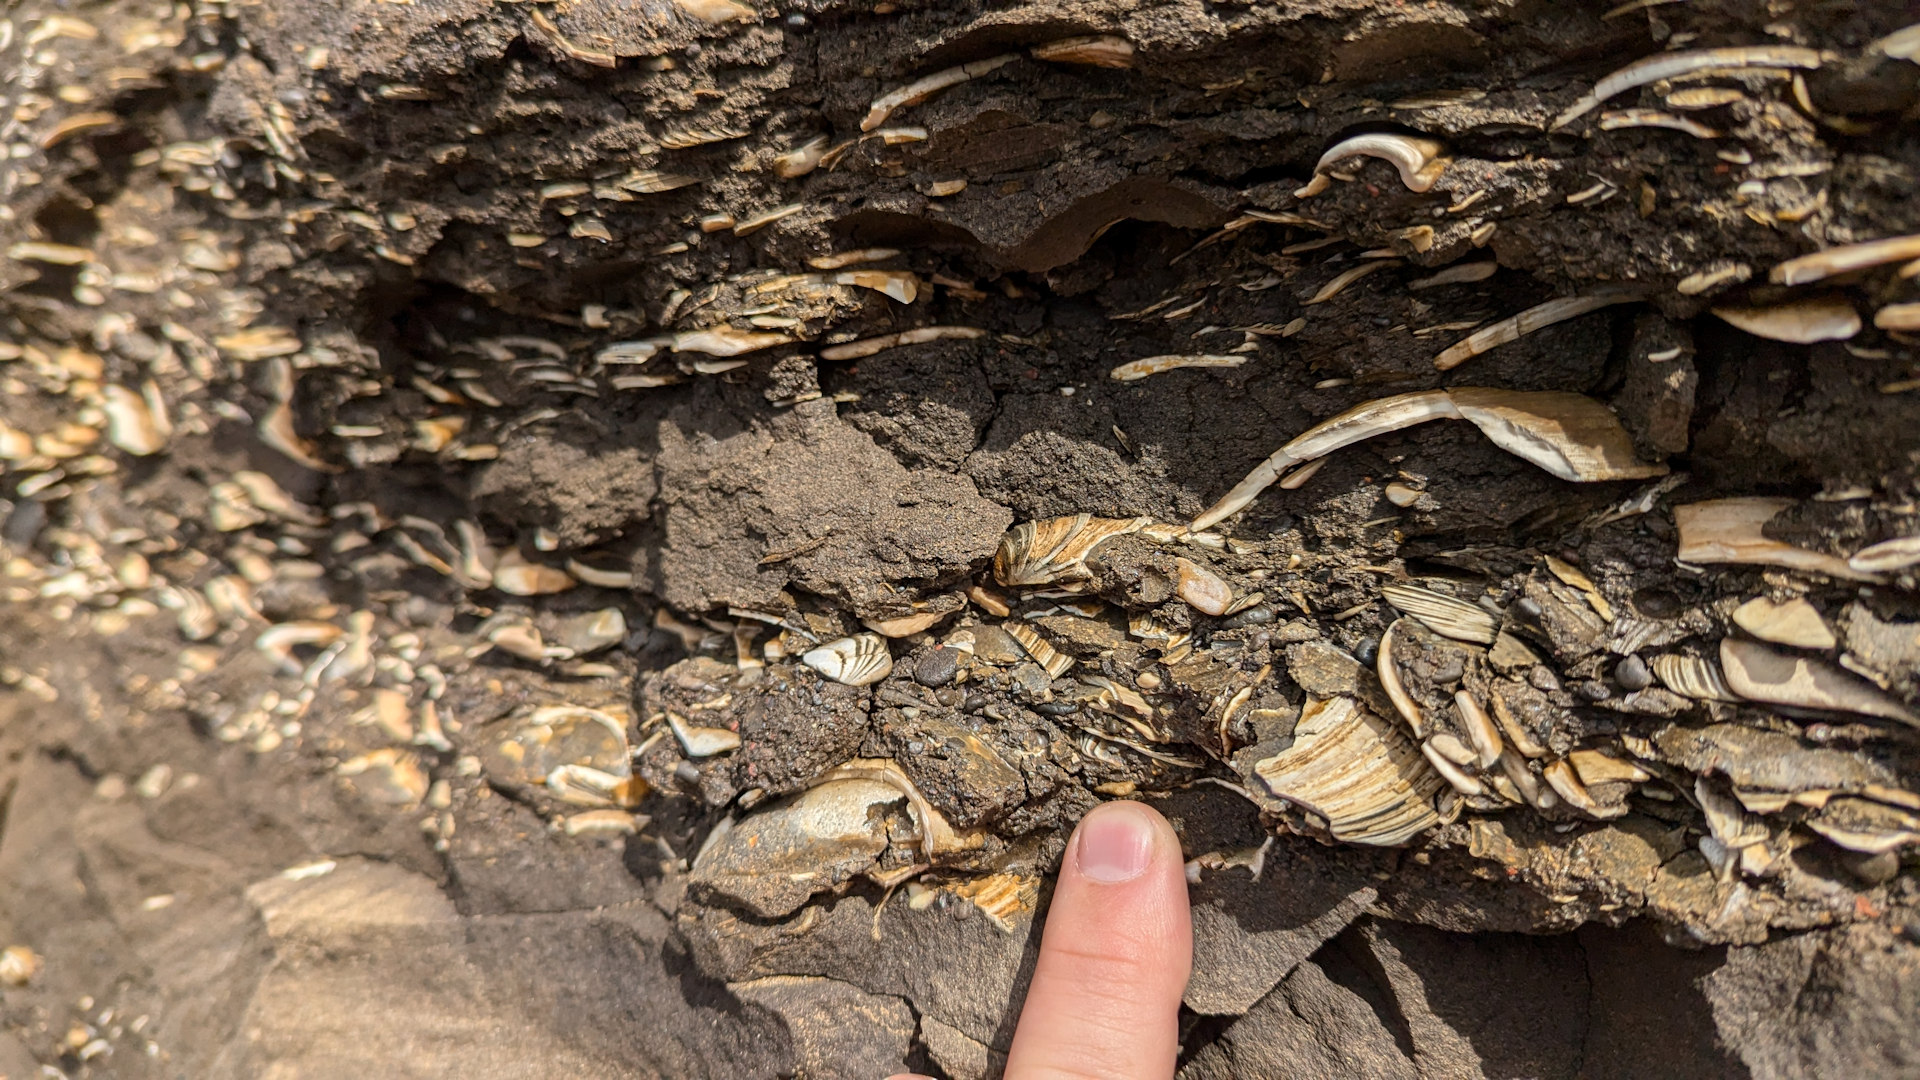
[667,710,742,757]
[1652,654,1742,702]
[1848,535,1920,574]
[1711,296,1860,343]
[1294,133,1447,199]
[1719,638,1920,727]
[1674,498,1880,583]
[993,514,1150,587]
[1381,584,1497,644]
[1192,388,1665,532]
[1434,294,1641,371]
[802,634,893,687]
[1731,597,1836,650]
[1251,696,1445,847]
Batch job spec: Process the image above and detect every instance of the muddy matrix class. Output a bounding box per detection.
[1,0,1918,1076]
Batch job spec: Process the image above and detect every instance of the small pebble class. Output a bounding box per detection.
[1352,637,1378,664]
[1577,680,1611,702]
[1843,849,1900,886]
[1528,665,1562,692]
[913,646,959,687]
[1219,604,1275,629]
[1614,654,1652,691]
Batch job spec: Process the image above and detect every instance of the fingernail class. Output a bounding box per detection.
[1075,803,1155,884]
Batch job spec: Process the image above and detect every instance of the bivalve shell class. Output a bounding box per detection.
[1731,597,1836,650]
[1381,583,1497,644]
[1719,638,1920,726]
[1651,654,1741,702]
[802,634,894,686]
[1251,696,1445,847]
[993,514,1150,587]
[1712,296,1860,343]
[1848,535,1920,574]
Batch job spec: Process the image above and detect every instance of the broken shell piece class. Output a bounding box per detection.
[862,54,1018,131]
[1192,388,1664,532]
[1175,558,1232,616]
[1377,620,1425,737]
[1874,303,1920,332]
[1651,654,1741,702]
[1677,264,1752,295]
[1848,535,1920,574]
[1453,691,1503,768]
[1030,35,1134,68]
[667,710,741,757]
[1731,597,1836,650]
[993,514,1150,587]
[672,326,793,356]
[1545,555,1612,623]
[491,555,575,596]
[1498,749,1554,810]
[1806,797,1920,855]
[807,248,901,270]
[688,780,902,919]
[1674,498,1880,582]
[1597,108,1718,138]
[1294,133,1447,198]
[1383,482,1422,507]
[815,758,988,858]
[547,763,646,808]
[1720,638,1920,727]
[100,383,170,455]
[487,705,630,785]
[1666,86,1746,109]
[673,0,754,23]
[1408,261,1497,290]
[1569,748,1651,786]
[1109,354,1247,381]
[1711,296,1860,343]
[1487,685,1550,759]
[256,621,344,674]
[1771,233,1920,286]
[832,270,919,303]
[1006,622,1074,679]
[1543,758,1626,819]
[946,873,1039,932]
[863,610,952,638]
[1696,776,1769,850]
[1381,584,1497,644]
[0,946,41,987]
[1421,740,1485,797]
[1552,45,1824,129]
[772,135,828,178]
[802,634,894,686]
[557,608,627,655]
[1434,293,1639,370]
[819,326,985,361]
[338,749,430,807]
[1252,696,1445,847]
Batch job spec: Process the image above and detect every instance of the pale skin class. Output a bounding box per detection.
[891,800,1194,1080]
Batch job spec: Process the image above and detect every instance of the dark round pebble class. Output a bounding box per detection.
[1219,604,1276,629]
[1036,701,1079,716]
[913,646,959,687]
[1352,636,1379,664]
[1577,680,1611,702]
[1614,654,1652,691]
[1515,597,1544,621]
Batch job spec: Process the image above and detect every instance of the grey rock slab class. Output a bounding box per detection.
[1184,870,1377,1015]
[1179,955,1419,1080]
[729,975,915,1080]
[1704,923,1920,1080]
[921,1014,1004,1080]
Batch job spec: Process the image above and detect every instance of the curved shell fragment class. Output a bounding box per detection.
[1294,133,1447,198]
[1873,303,1920,332]
[772,135,829,178]
[1304,260,1397,305]
[1711,296,1860,343]
[994,514,1150,587]
[801,634,894,686]
[1434,293,1640,371]
[1251,696,1445,847]
[1376,620,1425,737]
[1543,758,1625,819]
[1552,46,1825,130]
[1030,35,1134,68]
[1719,638,1920,727]
[1192,387,1664,531]
[1770,233,1920,286]
[815,758,988,858]
[1848,535,1920,574]
[807,248,901,270]
[820,326,984,361]
[1674,498,1880,582]
[1731,597,1836,650]
[862,54,1018,131]
[101,382,171,455]
[1110,354,1246,381]
[673,0,755,23]
[832,269,919,303]
[668,710,742,757]
[1381,584,1497,644]
[1651,654,1741,702]
[1597,108,1718,138]
[1453,691,1504,768]
[671,326,794,356]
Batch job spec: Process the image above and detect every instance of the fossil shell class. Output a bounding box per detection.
[1453,691,1504,768]
[1848,535,1920,574]
[863,609,952,638]
[101,382,170,455]
[688,779,903,918]
[1497,749,1553,809]
[1543,758,1625,819]
[1719,638,1920,727]
[1771,232,1920,286]
[1569,748,1651,786]
[1434,294,1639,371]
[1175,558,1232,616]
[1874,303,1920,332]
[1030,35,1134,68]
[492,556,576,596]
[0,946,41,988]
[993,514,1150,587]
[1731,597,1836,650]
[815,758,988,858]
[863,54,1018,131]
[1109,354,1247,381]
[772,135,828,178]
[1295,133,1447,198]
[1192,388,1665,532]
[1598,108,1718,138]
[1381,584,1497,644]
[1651,654,1741,702]
[1376,619,1425,737]
[1005,622,1073,679]
[1712,296,1860,343]
[1695,777,1768,850]
[1674,498,1880,583]
[1252,696,1445,847]
[1553,45,1823,129]
[801,634,894,686]
[546,763,645,808]
[667,710,741,757]
[819,325,985,361]
[1805,797,1920,855]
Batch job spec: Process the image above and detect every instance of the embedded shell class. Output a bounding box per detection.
[801,634,894,686]
[1252,695,1445,847]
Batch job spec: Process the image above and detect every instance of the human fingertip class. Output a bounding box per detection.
[1073,799,1159,883]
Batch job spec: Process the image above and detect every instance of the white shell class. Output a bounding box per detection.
[1719,638,1920,726]
[1252,696,1445,847]
[668,710,742,757]
[1730,597,1836,650]
[1381,583,1497,644]
[1651,654,1741,702]
[802,634,894,686]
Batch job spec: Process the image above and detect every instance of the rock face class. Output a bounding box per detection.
[1,0,1918,1074]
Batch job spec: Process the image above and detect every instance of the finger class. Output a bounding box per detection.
[1004,800,1192,1080]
